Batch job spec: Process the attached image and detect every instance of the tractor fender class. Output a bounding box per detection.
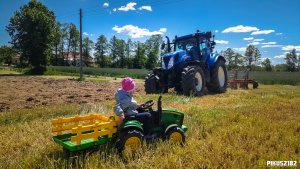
[209,53,226,68]
[120,120,144,133]
[165,124,179,133]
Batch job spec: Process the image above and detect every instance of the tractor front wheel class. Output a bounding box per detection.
[145,72,167,94]
[181,66,205,96]
[166,127,186,145]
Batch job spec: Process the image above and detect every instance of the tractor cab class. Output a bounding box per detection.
[161,31,216,70]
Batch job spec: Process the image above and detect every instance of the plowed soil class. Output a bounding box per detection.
[0,76,145,112]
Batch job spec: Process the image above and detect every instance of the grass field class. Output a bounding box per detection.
[1,66,300,85]
[0,84,299,168]
[45,66,300,85]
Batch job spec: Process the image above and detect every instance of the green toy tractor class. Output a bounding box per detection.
[52,96,187,155]
[116,96,188,152]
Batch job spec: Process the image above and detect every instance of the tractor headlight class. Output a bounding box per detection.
[167,57,174,69]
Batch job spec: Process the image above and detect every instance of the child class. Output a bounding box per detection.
[114,77,152,134]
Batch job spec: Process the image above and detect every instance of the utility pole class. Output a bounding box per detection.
[79,8,83,81]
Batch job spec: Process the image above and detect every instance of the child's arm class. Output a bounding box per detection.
[114,103,125,125]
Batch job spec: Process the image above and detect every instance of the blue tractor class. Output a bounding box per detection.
[145,30,228,96]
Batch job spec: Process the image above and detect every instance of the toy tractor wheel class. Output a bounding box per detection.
[166,127,186,145]
[145,72,167,94]
[117,129,144,152]
[207,59,228,93]
[181,66,205,96]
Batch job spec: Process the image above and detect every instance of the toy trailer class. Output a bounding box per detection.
[52,114,118,153]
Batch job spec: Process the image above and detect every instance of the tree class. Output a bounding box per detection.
[116,39,126,68]
[52,22,62,65]
[145,35,162,69]
[6,0,56,74]
[285,49,298,72]
[69,24,80,66]
[0,46,17,66]
[253,48,261,70]
[125,38,134,68]
[261,58,272,71]
[223,48,235,70]
[133,42,146,69]
[109,36,118,67]
[244,45,255,70]
[95,35,108,67]
[82,37,94,67]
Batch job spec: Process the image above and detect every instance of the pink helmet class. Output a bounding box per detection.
[121,77,135,92]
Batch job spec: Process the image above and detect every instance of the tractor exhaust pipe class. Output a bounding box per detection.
[158,96,162,124]
[165,36,171,52]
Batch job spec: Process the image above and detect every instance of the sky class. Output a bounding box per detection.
[1,0,300,64]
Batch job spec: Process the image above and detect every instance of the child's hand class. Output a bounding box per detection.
[117,114,125,126]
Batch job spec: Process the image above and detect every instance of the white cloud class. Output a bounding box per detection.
[274,55,285,59]
[253,39,264,42]
[215,40,229,44]
[215,30,219,33]
[243,37,254,41]
[276,33,283,35]
[251,30,275,35]
[113,8,117,12]
[112,25,167,38]
[159,28,167,32]
[262,42,277,45]
[83,32,89,36]
[138,6,152,11]
[118,2,137,11]
[233,47,246,52]
[282,45,300,51]
[222,25,259,33]
[103,2,109,8]
[262,45,282,48]
[248,42,260,45]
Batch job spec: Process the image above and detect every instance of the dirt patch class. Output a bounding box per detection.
[0,76,145,112]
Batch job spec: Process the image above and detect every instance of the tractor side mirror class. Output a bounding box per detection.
[161,43,165,50]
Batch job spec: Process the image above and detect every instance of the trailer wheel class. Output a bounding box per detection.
[207,59,228,93]
[253,80,259,89]
[181,66,205,96]
[117,130,143,152]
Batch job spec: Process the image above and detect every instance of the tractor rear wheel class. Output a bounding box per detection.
[166,127,186,145]
[144,72,167,94]
[116,130,144,152]
[181,66,205,96]
[207,59,228,93]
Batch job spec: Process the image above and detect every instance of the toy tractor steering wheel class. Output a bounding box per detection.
[140,100,154,109]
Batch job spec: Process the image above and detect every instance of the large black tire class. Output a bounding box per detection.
[181,66,205,96]
[207,59,228,93]
[116,130,144,152]
[165,127,186,145]
[144,72,167,94]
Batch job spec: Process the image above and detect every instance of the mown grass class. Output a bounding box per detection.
[0,85,299,168]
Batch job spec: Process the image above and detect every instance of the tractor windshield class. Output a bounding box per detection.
[175,38,197,52]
